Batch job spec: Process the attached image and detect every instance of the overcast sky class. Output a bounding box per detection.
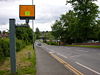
[0,0,100,31]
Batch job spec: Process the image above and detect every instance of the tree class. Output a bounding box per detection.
[0,31,1,34]
[35,28,41,39]
[52,0,99,44]
[3,30,6,34]
[52,11,78,43]
[94,20,100,41]
[16,26,33,44]
[60,11,78,43]
[66,0,99,42]
[52,20,64,40]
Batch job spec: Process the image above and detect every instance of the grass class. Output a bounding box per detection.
[66,45,100,48]
[0,45,36,75]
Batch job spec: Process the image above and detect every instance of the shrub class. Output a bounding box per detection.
[0,38,27,62]
[16,39,26,52]
[46,41,58,45]
[0,47,4,61]
[2,39,10,57]
[0,38,9,61]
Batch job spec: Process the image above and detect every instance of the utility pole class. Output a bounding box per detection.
[32,0,34,48]
[9,19,16,74]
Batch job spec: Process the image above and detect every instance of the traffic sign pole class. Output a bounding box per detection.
[32,0,34,49]
[9,19,16,74]
[32,0,34,5]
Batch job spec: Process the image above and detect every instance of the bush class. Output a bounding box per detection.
[2,39,10,57]
[16,27,33,44]
[16,39,26,52]
[0,38,27,62]
[0,38,9,61]
[46,41,58,45]
[0,47,4,61]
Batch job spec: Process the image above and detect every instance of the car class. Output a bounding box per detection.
[37,43,42,46]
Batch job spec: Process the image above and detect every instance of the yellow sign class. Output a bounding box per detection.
[19,5,35,20]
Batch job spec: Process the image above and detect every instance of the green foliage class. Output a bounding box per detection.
[0,39,9,57]
[0,38,27,62]
[52,0,99,44]
[35,27,41,39]
[52,11,78,43]
[0,47,4,61]
[0,25,34,63]
[45,31,55,40]
[16,26,33,44]
[16,39,26,52]
[67,0,99,42]
[52,20,64,39]
[0,40,3,61]
[46,41,58,45]
[0,38,9,62]
[2,40,9,57]
[17,45,36,75]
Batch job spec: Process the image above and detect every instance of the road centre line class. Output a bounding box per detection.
[75,62,100,75]
[70,55,81,58]
[43,47,56,53]
[49,52,55,54]
[57,53,68,58]
[46,47,68,59]
[50,53,84,75]
[77,50,88,52]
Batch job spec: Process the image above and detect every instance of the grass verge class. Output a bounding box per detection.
[0,45,36,75]
[66,45,100,48]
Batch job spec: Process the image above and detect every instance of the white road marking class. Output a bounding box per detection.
[43,47,56,54]
[43,47,68,58]
[57,53,68,58]
[77,50,88,52]
[49,52,55,54]
[70,55,81,58]
[75,62,100,75]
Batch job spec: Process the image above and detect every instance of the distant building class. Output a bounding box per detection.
[0,33,9,38]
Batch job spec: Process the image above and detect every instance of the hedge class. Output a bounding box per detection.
[46,41,58,45]
[0,38,27,62]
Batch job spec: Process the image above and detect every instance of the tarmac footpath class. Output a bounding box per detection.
[35,46,74,75]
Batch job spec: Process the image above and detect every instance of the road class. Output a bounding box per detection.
[35,42,100,75]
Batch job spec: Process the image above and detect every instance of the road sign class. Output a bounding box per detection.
[19,5,35,20]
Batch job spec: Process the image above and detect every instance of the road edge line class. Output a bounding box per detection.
[50,53,84,75]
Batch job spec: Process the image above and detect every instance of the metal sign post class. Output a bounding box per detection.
[19,1,35,48]
[9,19,16,74]
[32,0,34,49]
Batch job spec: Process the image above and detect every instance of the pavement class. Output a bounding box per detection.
[35,45,74,75]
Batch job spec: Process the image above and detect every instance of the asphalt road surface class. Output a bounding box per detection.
[35,42,100,75]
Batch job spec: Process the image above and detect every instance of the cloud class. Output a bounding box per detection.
[2,0,99,32]
[0,1,19,26]
[35,0,73,24]
[35,6,67,23]
[0,0,19,2]
[33,21,55,31]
